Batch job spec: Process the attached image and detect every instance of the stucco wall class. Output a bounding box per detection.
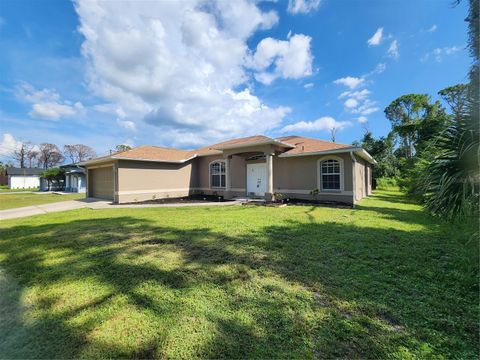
[194,154,246,192]
[354,156,372,202]
[116,160,194,203]
[273,152,354,203]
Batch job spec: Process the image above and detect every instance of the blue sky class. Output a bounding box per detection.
[0,0,470,159]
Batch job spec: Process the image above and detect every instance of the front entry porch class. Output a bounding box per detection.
[221,145,277,202]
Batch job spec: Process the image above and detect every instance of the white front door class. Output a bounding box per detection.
[247,163,267,196]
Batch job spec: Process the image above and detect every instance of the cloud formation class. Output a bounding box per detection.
[333,76,364,90]
[16,82,84,120]
[388,40,399,59]
[249,33,313,85]
[287,0,321,14]
[0,133,21,157]
[281,116,351,133]
[74,0,313,147]
[367,27,383,46]
[421,45,463,62]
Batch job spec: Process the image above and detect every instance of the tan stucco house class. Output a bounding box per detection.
[80,135,375,204]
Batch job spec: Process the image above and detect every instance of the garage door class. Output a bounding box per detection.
[89,166,114,200]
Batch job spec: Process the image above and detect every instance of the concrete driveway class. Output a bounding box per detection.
[0,198,110,221]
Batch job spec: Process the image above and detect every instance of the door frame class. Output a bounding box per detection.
[246,163,267,196]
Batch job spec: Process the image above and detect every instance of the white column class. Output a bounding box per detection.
[266,152,273,197]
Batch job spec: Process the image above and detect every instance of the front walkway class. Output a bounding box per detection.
[0,198,244,220]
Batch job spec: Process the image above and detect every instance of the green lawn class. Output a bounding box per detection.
[0,193,84,210]
[0,187,39,193]
[0,190,477,359]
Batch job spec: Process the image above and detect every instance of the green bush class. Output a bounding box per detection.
[376,177,399,190]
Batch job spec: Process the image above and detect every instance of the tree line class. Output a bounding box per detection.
[356,0,478,220]
[6,143,133,170]
[9,143,96,169]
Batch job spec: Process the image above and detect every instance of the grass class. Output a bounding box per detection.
[0,193,85,210]
[0,187,39,193]
[0,190,477,359]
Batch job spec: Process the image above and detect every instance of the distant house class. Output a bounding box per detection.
[61,164,86,193]
[80,135,375,204]
[5,168,43,189]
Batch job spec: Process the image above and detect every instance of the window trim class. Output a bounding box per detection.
[209,160,226,189]
[317,156,344,193]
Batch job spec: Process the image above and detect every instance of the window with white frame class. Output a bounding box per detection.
[320,159,341,190]
[210,161,226,188]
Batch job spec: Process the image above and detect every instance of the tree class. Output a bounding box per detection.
[421,0,479,220]
[115,144,132,152]
[438,84,469,118]
[41,167,65,191]
[357,131,400,181]
[12,142,33,168]
[384,94,430,159]
[64,144,96,163]
[26,148,39,168]
[38,143,64,169]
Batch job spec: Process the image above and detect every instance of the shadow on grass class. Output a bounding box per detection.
[0,192,478,359]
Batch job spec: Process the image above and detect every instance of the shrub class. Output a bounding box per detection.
[376,177,399,190]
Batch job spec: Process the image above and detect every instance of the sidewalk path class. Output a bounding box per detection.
[0,198,243,220]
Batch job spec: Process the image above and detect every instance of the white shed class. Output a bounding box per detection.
[6,168,43,189]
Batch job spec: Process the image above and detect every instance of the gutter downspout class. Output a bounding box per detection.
[350,151,356,207]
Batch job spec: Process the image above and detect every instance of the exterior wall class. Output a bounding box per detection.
[9,175,40,189]
[85,149,370,205]
[86,162,116,200]
[273,152,354,204]
[116,159,195,203]
[354,156,370,202]
[65,174,86,193]
[194,154,246,196]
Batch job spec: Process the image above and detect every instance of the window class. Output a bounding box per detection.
[321,159,341,191]
[210,161,226,188]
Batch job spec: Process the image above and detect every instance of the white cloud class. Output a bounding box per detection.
[339,89,370,100]
[433,45,462,61]
[30,102,84,120]
[74,0,296,146]
[287,0,321,14]
[357,116,368,124]
[374,63,386,74]
[250,33,313,85]
[388,40,399,59]
[117,119,137,131]
[333,76,364,90]
[344,98,359,109]
[281,116,352,133]
[367,27,383,46]
[16,82,85,120]
[350,99,379,115]
[427,24,437,33]
[0,133,22,157]
[421,45,463,62]
[304,82,314,89]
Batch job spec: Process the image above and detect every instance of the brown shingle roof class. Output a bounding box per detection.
[277,136,354,155]
[82,135,358,165]
[191,135,273,156]
[113,145,194,162]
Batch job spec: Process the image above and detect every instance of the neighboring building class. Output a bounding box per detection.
[80,135,375,204]
[61,164,86,193]
[5,167,43,189]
